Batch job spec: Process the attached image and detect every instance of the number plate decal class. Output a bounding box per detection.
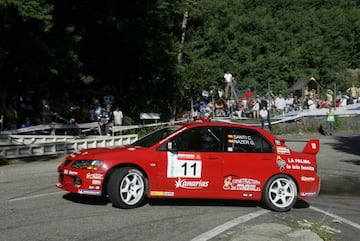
[167,152,202,178]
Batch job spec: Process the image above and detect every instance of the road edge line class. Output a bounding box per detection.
[310,206,360,230]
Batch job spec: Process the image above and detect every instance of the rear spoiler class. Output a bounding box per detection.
[302,139,320,154]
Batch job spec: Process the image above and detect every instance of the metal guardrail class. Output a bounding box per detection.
[0,134,138,159]
[0,119,187,160]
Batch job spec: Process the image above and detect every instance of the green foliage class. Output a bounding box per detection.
[180,0,360,97]
[1,0,360,122]
[0,0,53,31]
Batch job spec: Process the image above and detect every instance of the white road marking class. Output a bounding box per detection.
[8,191,67,202]
[189,209,270,241]
[310,206,360,230]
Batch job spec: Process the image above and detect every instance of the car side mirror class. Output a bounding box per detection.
[167,142,178,152]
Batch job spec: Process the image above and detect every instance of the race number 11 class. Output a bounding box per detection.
[167,153,202,178]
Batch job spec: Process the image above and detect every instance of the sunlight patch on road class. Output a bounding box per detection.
[189,209,270,241]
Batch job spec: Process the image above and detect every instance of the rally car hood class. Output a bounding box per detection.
[68,145,147,160]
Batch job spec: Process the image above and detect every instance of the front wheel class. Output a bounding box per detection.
[107,167,147,209]
[262,175,297,212]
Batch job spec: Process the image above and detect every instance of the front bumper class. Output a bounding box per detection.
[57,167,104,196]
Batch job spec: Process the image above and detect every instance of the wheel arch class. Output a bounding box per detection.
[262,173,300,197]
[102,163,149,197]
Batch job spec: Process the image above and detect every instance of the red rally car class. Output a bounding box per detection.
[57,121,320,212]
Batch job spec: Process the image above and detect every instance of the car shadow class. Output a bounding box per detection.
[332,135,360,156]
[148,198,260,208]
[63,193,110,206]
[62,193,311,211]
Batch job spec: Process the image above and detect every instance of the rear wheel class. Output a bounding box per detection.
[262,175,297,212]
[107,167,147,208]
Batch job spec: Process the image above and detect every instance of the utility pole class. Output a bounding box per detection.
[172,10,189,120]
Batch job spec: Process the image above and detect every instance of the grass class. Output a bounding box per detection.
[296,219,341,241]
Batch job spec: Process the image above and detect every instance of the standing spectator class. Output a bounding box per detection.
[224,71,233,99]
[326,106,335,135]
[293,95,301,111]
[275,94,286,115]
[98,109,110,135]
[113,106,123,126]
[285,93,294,112]
[5,104,18,130]
[250,96,260,119]
[259,105,272,131]
[346,82,359,104]
[325,89,334,107]
[244,88,253,101]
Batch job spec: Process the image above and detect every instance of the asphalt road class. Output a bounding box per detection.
[0,133,360,241]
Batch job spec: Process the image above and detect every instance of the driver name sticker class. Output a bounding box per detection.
[167,152,202,178]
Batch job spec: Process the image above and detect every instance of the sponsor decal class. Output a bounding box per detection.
[88,185,101,190]
[86,173,103,180]
[150,191,174,197]
[223,176,261,191]
[285,158,314,171]
[276,146,290,155]
[164,192,174,197]
[301,176,315,182]
[242,193,253,197]
[311,142,317,149]
[276,156,286,171]
[287,158,311,164]
[69,170,78,175]
[78,190,101,195]
[175,177,209,189]
[64,169,78,175]
[300,192,317,196]
[150,191,164,196]
[92,180,101,185]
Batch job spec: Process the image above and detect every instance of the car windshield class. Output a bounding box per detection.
[132,126,182,147]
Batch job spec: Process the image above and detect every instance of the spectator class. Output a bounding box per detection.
[251,96,260,119]
[5,104,18,130]
[215,99,226,117]
[21,117,36,134]
[244,88,253,101]
[275,94,286,115]
[325,89,334,107]
[293,95,301,111]
[259,105,272,131]
[285,93,294,112]
[326,106,335,135]
[308,98,316,110]
[98,109,110,135]
[224,71,233,99]
[346,82,359,104]
[113,106,123,126]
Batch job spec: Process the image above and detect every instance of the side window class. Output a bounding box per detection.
[226,128,273,153]
[171,127,222,152]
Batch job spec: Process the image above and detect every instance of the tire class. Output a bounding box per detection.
[107,167,147,209]
[262,175,297,212]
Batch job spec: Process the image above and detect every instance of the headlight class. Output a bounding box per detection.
[71,160,103,170]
